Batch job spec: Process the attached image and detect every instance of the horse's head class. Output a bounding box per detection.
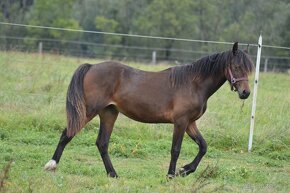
[226,42,254,99]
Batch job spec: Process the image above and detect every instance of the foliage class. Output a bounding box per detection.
[25,0,81,45]
[95,16,121,56]
[281,14,290,47]
[0,0,290,60]
[133,0,197,59]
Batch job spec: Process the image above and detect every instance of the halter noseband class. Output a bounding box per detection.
[227,67,248,91]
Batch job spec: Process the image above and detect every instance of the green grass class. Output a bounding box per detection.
[0,52,289,192]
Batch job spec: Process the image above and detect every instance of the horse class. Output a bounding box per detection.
[44,42,254,178]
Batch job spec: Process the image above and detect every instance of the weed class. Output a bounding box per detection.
[191,163,225,193]
[0,160,13,193]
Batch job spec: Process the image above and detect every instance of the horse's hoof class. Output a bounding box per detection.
[166,174,175,180]
[44,160,57,171]
[176,167,187,177]
[107,172,118,178]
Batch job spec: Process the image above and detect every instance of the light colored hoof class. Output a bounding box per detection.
[44,160,57,171]
[166,174,175,180]
[176,167,187,177]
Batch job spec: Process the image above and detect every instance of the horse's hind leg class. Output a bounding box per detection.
[177,121,207,177]
[44,128,73,171]
[96,105,119,177]
[44,115,95,171]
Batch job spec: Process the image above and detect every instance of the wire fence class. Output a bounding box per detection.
[0,22,290,71]
[1,35,290,71]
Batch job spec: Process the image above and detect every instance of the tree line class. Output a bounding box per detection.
[0,0,290,62]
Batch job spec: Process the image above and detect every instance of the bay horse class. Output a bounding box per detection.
[44,42,254,178]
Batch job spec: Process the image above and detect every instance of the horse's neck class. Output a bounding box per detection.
[199,74,227,99]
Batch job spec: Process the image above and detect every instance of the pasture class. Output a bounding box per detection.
[0,52,289,192]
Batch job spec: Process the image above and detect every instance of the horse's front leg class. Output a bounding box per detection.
[177,121,207,177]
[167,118,188,179]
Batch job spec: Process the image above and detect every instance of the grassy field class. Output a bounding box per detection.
[0,52,289,193]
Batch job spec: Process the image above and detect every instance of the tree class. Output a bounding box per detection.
[0,0,33,48]
[26,0,81,51]
[95,16,121,57]
[133,0,197,59]
[222,0,289,45]
[1,0,289,60]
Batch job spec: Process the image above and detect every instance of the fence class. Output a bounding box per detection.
[0,22,289,152]
[1,36,290,71]
[1,22,290,71]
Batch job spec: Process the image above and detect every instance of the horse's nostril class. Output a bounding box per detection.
[239,90,250,99]
[242,90,250,98]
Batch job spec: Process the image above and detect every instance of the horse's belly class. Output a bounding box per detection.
[114,101,173,123]
[121,111,172,123]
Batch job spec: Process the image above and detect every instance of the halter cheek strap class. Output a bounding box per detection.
[227,68,248,91]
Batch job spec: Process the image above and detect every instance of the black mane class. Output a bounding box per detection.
[170,50,254,87]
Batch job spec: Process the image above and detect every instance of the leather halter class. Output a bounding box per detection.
[227,67,248,91]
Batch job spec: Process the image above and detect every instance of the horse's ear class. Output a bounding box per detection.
[232,42,238,56]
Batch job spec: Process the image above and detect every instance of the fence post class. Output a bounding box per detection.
[264,58,268,72]
[248,35,262,152]
[152,51,156,64]
[38,41,43,56]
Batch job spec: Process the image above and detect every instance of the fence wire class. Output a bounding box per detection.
[0,21,290,71]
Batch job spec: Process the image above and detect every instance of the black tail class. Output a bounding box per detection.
[66,64,92,137]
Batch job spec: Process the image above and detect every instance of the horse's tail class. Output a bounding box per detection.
[66,63,92,137]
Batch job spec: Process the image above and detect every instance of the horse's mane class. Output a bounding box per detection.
[169,50,254,87]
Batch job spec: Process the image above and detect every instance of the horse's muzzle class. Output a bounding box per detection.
[239,90,250,99]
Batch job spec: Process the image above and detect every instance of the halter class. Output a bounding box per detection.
[227,67,248,91]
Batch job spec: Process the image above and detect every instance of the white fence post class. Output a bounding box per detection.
[264,58,268,72]
[38,41,43,56]
[152,51,156,64]
[248,35,262,152]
